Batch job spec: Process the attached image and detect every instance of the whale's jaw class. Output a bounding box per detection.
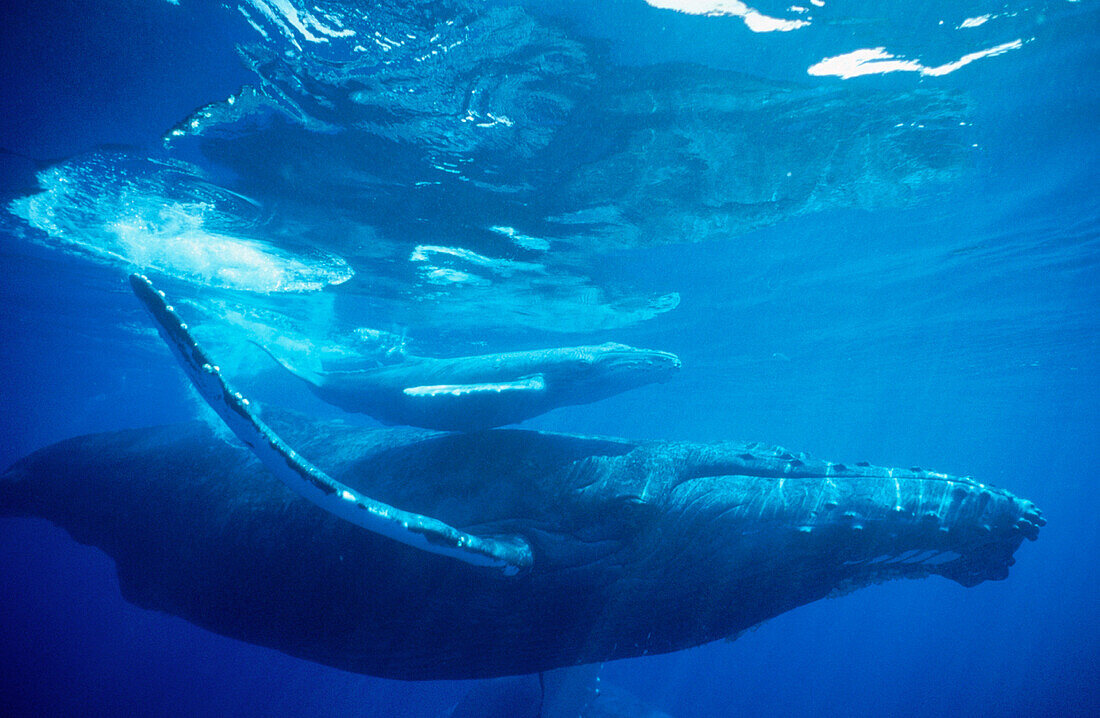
[645,453,1043,643]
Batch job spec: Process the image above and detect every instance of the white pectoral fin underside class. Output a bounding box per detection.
[403,374,546,398]
[129,274,532,577]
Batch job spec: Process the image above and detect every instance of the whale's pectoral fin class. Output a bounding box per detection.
[403,375,546,398]
[250,340,325,388]
[129,274,533,577]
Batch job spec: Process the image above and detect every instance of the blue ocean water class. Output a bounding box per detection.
[0,0,1096,716]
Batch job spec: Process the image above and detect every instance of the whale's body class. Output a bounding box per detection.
[0,414,1042,680]
[264,341,681,431]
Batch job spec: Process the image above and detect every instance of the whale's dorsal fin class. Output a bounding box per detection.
[129,274,533,577]
[404,375,546,398]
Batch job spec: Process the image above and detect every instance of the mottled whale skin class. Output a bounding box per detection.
[0,416,1042,680]
[262,341,681,432]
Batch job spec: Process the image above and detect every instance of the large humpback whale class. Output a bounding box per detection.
[258,337,681,431]
[0,408,1043,679]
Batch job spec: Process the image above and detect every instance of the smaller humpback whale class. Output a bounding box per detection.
[256,336,680,432]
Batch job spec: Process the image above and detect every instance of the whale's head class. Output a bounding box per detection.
[546,342,681,401]
[558,441,1044,655]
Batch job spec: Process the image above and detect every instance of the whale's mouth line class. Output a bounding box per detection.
[842,549,965,569]
[595,349,682,369]
[677,470,990,488]
[599,361,680,375]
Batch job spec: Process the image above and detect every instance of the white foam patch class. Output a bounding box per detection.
[808,40,1025,79]
[246,0,354,45]
[412,244,527,271]
[410,244,546,281]
[959,15,991,29]
[490,225,551,252]
[9,155,354,294]
[423,267,490,287]
[644,0,810,32]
